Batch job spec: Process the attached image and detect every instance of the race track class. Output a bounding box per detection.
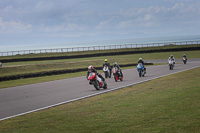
[0,59,200,121]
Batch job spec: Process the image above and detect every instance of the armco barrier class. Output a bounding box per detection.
[0,40,200,56]
[0,63,153,82]
[1,46,200,63]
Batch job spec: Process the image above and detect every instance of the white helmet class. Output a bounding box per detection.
[113,62,117,67]
[88,65,93,72]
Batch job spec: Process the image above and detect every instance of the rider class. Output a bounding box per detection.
[168,55,175,64]
[138,58,146,73]
[87,65,105,84]
[102,59,112,77]
[182,54,187,59]
[113,62,123,76]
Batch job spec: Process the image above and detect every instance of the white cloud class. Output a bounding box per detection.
[41,23,85,32]
[116,20,134,29]
[144,14,152,21]
[97,21,109,30]
[0,17,32,33]
[172,3,184,10]
[34,1,54,11]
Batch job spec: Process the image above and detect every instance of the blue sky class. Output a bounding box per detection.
[0,0,200,48]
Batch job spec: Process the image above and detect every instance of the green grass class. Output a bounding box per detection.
[0,67,199,133]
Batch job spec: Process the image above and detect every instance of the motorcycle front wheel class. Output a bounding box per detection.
[114,75,118,82]
[105,72,108,78]
[142,71,145,77]
[139,71,142,77]
[120,73,123,81]
[103,81,107,89]
[169,65,173,70]
[93,80,100,90]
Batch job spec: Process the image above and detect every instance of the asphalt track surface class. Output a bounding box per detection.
[0,59,200,121]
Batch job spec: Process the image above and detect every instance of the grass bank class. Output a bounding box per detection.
[0,67,199,133]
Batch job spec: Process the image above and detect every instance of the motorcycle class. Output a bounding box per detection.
[88,72,107,90]
[112,67,123,82]
[168,59,174,70]
[137,63,145,77]
[103,65,111,78]
[182,57,187,64]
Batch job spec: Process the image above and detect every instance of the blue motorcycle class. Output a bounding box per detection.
[137,63,145,77]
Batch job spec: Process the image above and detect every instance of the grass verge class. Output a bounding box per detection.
[0,67,199,133]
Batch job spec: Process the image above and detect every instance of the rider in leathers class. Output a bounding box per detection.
[102,59,112,77]
[182,54,187,60]
[138,58,146,73]
[87,65,105,84]
[113,62,123,76]
[168,55,175,64]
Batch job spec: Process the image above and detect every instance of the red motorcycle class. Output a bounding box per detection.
[112,67,123,82]
[88,72,107,90]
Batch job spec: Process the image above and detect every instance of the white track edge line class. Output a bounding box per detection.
[0,65,199,121]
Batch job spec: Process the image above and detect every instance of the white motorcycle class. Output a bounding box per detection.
[182,57,187,64]
[168,60,174,70]
[103,65,111,78]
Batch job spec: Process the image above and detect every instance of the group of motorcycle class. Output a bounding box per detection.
[88,54,187,90]
[87,63,124,90]
[168,54,187,70]
[87,59,145,90]
[101,63,124,82]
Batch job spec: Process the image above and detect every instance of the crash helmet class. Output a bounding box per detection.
[88,65,93,72]
[113,62,117,67]
[183,54,186,56]
[104,59,108,63]
[139,58,142,61]
[170,55,173,58]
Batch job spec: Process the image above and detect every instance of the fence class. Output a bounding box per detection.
[1,40,200,56]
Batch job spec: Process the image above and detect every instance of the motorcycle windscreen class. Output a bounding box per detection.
[137,63,143,69]
[112,68,118,73]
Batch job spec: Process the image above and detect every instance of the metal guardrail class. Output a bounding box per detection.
[0,40,200,56]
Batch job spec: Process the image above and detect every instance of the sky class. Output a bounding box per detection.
[0,0,200,49]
